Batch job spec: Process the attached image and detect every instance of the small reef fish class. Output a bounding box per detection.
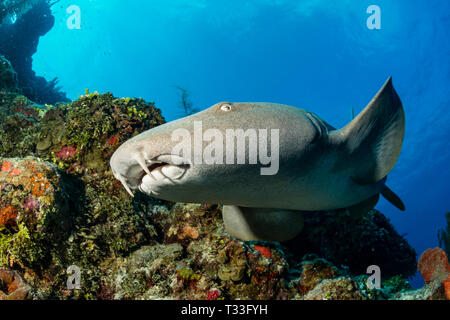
[110,77,405,242]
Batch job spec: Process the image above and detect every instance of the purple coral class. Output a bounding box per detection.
[23,197,39,211]
[55,146,77,160]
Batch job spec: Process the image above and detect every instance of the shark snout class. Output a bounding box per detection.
[110,138,191,197]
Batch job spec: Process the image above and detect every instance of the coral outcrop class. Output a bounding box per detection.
[415,248,450,300]
[285,209,417,279]
[418,248,450,284]
[0,157,74,274]
[0,1,68,104]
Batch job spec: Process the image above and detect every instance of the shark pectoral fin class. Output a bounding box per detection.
[222,205,304,242]
[347,193,380,219]
[335,77,405,184]
[381,185,405,211]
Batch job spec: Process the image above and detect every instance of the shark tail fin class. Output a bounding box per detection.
[339,77,405,185]
[381,185,405,211]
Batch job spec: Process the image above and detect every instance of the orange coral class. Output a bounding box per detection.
[443,276,450,300]
[8,167,21,177]
[0,205,17,228]
[31,172,51,197]
[418,248,450,284]
[23,162,53,197]
[1,161,12,172]
[178,226,199,240]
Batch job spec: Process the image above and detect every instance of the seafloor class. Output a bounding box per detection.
[0,55,449,300]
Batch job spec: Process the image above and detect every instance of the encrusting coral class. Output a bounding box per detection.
[0,59,442,300]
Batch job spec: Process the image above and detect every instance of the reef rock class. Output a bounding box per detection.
[393,279,446,300]
[304,277,366,300]
[0,55,18,92]
[295,257,338,295]
[415,248,450,300]
[0,157,73,269]
[0,269,33,300]
[286,209,417,279]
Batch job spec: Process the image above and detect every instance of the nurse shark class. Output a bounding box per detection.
[110,77,405,242]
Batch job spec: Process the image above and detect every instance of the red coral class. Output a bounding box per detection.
[55,146,77,160]
[418,248,450,284]
[254,245,272,259]
[206,289,220,300]
[108,135,118,145]
[1,161,12,172]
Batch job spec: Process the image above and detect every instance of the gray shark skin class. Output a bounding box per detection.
[110,77,405,242]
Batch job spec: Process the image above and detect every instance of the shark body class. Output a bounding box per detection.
[110,78,405,242]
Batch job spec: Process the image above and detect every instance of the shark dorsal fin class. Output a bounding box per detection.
[339,77,405,184]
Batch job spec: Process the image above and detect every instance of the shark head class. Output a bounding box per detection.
[110,78,405,242]
[110,101,324,207]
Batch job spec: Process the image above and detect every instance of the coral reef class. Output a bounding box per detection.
[0,157,74,273]
[284,209,417,279]
[0,63,167,298]
[0,61,436,300]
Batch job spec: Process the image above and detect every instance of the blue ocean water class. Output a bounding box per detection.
[32,0,449,287]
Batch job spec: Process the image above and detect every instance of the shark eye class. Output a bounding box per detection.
[220,104,232,112]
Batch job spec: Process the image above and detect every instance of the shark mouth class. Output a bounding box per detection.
[113,154,190,197]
